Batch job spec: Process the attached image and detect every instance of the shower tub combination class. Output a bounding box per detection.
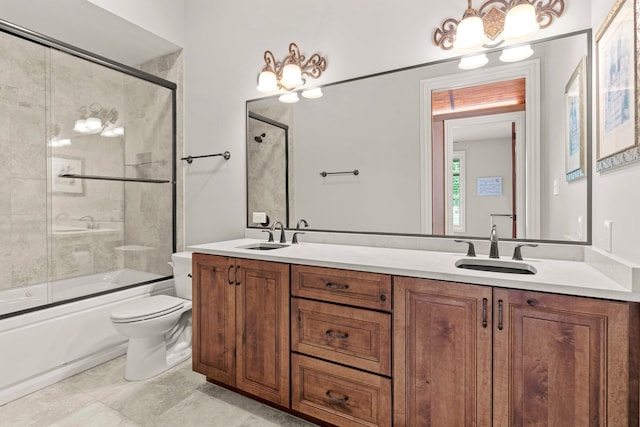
[0,18,178,405]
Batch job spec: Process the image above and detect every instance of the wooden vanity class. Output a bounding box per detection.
[191,250,639,426]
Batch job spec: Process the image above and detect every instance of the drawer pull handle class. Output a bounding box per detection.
[325,390,349,403]
[326,282,349,290]
[326,330,349,340]
[498,299,504,331]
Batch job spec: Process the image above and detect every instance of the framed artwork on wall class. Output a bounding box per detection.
[565,56,587,181]
[596,0,639,171]
[52,156,85,195]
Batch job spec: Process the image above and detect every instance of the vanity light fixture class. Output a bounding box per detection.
[256,42,327,94]
[433,0,565,51]
[73,103,119,135]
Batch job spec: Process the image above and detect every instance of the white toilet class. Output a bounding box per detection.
[110,252,193,381]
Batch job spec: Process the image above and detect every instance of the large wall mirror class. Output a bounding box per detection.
[246,30,591,243]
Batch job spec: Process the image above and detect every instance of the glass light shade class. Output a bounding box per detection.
[499,44,534,62]
[502,1,539,41]
[281,64,304,87]
[101,126,125,137]
[453,14,486,51]
[256,70,278,93]
[278,92,300,104]
[301,88,323,99]
[49,138,71,147]
[73,119,88,133]
[459,54,489,70]
[85,117,102,131]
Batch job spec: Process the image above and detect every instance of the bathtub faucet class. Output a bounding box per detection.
[79,215,97,230]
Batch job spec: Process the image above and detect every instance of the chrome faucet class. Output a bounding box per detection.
[489,224,499,259]
[271,221,286,244]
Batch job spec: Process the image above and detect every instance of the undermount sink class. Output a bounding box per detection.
[240,242,290,251]
[455,258,537,275]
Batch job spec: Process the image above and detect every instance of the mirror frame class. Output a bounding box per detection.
[246,29,593,245]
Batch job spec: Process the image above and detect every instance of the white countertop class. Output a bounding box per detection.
[189,238,639,302]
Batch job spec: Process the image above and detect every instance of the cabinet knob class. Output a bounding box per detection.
[380,294,387,302]
[527,298,538,307]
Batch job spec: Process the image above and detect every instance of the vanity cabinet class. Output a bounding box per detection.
[191,253,290,406]
[393,277,493,426]
[493,288,639,427]
[394,277,639,427]
[291,265,393,426]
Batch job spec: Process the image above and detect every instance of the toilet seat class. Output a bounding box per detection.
[111,295,185,323]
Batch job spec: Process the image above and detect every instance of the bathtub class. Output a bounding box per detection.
[0,269,165,316]
[0,272,174,405]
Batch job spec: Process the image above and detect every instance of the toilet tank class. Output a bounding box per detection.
[170,252,192,300]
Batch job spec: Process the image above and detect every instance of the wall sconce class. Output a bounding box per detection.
[256,42,327,94]
[433,0,565,51]
[73,103,119,135]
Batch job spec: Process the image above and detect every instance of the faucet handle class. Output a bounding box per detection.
[512,243,538,260]
[262,229,274,242]
[454,240,476,257]
[292,231,305,244]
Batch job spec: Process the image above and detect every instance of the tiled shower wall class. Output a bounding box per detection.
[0,28,179,293]
[0,32,47,290]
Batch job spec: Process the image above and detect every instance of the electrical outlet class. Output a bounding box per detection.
[252,212,267,224]
[604,220,613,252]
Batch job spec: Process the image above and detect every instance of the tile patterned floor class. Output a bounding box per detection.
[0,356,318,427]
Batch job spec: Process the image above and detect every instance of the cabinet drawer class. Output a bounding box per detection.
[292,298,391,376]
[291,265,392,311]
[291,354,391,427]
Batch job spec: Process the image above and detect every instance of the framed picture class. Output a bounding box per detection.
[565,56,587,181]
[596,0,639,171]
[52,156,85,195]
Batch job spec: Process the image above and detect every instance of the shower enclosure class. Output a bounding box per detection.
[0,21,176,317]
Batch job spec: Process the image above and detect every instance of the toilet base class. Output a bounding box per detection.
[124,335,192,381]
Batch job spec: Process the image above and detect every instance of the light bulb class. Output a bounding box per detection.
[278,92,300,103]
[281,64,303,88]
[459,54,489,69]
[85,117,102,131]
[453,6,486,51]
[301,88,323,99]
[257,70,278,93]
[500,45,534,62]
[502,1,539,41]
[73,119,88,133]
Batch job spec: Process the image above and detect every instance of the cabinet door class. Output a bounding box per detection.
[235,258,290,406]
[192,253,236,386]
[493,289,639,427]
[394,277,493,426]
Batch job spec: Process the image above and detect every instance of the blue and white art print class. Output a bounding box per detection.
[565,57,586,182]
[596,0,637,169]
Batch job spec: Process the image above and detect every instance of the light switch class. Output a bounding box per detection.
[553,179,559,196]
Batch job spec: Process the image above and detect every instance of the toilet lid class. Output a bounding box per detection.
[111,295,184,323]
